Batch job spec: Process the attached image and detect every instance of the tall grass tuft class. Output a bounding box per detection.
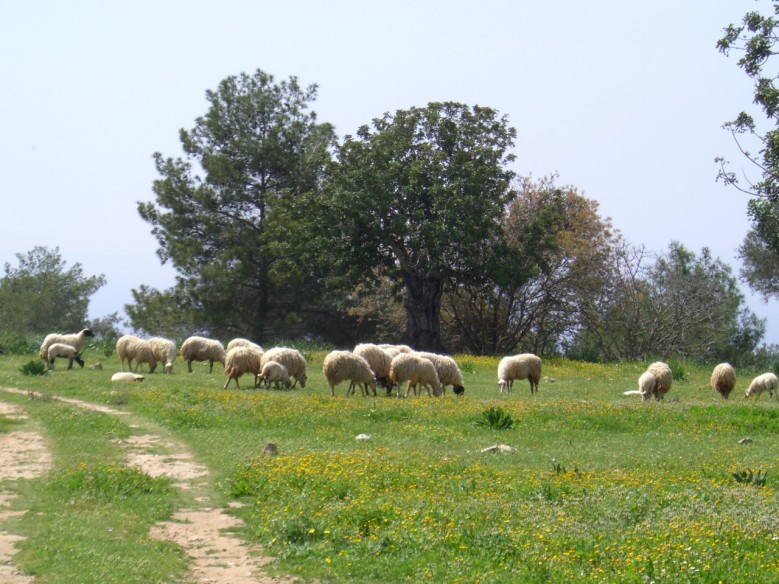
[473,406,514,430]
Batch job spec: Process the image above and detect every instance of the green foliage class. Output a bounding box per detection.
[732,468,768,487]
[669,361,687,382]
[717,5,779,300]
[473,405,515,430]
[0,246,105,336]
[0,331,40,355]
[19,360,47,376]
[298,101,517,351]
[134,69,336,341]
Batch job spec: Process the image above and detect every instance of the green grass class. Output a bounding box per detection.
[0,351,778,582]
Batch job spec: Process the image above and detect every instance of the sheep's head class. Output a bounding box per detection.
[453,385,465,396]
[82,329,94,337]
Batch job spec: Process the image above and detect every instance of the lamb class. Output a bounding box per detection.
[180,336,226,373]
[415,351,465,396]
[260,347,307,388]
[223,346,264,389]
[257,360,291,390]
[744,372,779,399]
[388,353,442,398]
[111,372,145,382]
[322,350,377,396]
[39,328,93,361]
[624,370,657,399]
[116,335,158,373]
[226,338,264,353]
[46,343,84,370]
[147,336,177,374]
[497,353,542,394]
[711,363,736,400]
[353,343,393,392]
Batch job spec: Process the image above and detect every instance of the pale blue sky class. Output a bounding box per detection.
[2,1,777,343]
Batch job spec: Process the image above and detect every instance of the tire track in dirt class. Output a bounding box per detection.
[0,387,295,584]
[0,401,51,584]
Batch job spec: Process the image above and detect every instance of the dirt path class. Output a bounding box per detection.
[0,401,51,584]
[0,387,295,584]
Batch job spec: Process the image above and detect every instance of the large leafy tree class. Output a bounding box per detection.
[443,175,618,355]
[717,2,779,298]
[297,102,516,352]
[0,246,105,335]
[135,69,335,340]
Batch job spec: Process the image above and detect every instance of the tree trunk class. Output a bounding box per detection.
[401,274,445,352]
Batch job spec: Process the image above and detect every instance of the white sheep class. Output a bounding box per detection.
[322,350,377,396]
[624,370,657,399]
[116,334,142,371]
[180,336,226,373]
[111,371,145,382]
[497,353,542,394]
[226,338,264,353]
[257,360,291,390]
[415,351,464,396]
[46,343,84,370]
[711,363,736,400]
[260,347,307,388]
[223,346,264,389]
[39,328,94,361]
[147,336,177,374]
[745,372,779,399]
[388,353,442,398]
[353,343,393,393]
[646,361,673,401]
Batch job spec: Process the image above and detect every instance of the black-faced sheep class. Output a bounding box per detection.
[223,346,264,389]
[260,347,307,388]
[711,363,736,399]
[322,350,377,396]
[497,353,542,394]
[388,353,442,398]
[39,328,93,362]
[745,372,779,399]
[415,351,464,396]
[180,336,226,373]
[257,360,291,390]
[46,343,84,370]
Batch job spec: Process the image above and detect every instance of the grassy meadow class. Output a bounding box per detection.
[1,350,778,583]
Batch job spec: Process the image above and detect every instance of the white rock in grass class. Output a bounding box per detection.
[355,433,371,441]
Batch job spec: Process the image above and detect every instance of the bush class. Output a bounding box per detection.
[474,406,514,430]
[20,360,47,376]
[0,332,40,355]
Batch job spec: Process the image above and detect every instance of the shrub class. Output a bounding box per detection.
[474,406,514,430]
[732,468,767,487]
[20,360,47,376]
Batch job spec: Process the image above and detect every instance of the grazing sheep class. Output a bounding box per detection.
[226,338,264,353]
[646,361,673,401]
[415,351,464,396]
[180,336,226,373]
[111,372,145,382]
[257,360,291,390]
[260,347,307,388]
[147,336,177,374]
[711,363,737,400]
[39,328,93,361]
[46,343,84,370]
[388,353,442,398]
[745,372,779,399]
[497,353,542,394]
[353,343,393,392]
[624,370,657,400]
[223,346,264,389]
[116,335,142,371]
[322,350,377,396]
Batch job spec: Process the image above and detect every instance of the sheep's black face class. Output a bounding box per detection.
[83,329,94,337]
[453,385,465,396]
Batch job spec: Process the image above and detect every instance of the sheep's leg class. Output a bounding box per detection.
[187,360,193,373]
[424,384,431,397]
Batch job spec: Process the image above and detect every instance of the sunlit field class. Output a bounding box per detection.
[1,351,778,583]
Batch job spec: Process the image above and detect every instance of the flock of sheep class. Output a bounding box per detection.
[624,361,778,401]
[35,329,778,401]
